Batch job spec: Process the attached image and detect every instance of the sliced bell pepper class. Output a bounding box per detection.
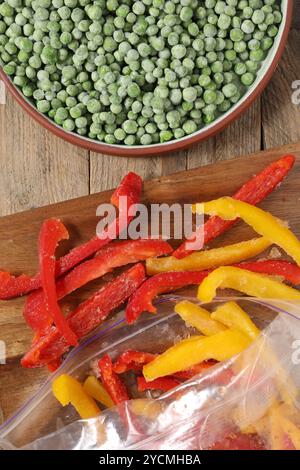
[143,329,251,382]
[146,237,271,275]
[47,357,62,372]
[174,155,295,259]
[193,197,300,267]
[236,260,300,285]
[126,260,300,325]
[126,271,210,324]
[209,432,266,450]
[258,403,300,450]
[172,361,218,380]
[52,374,100,419]
[83,376,114,409]
[175,301,226,336]
[24,239,172,332]
[130,398,162,419]
[0,172,142,300]
[56,172,142,275]
[21,264,145,368]
[211,301,260,340]
[112,349,216,380]
[39,219,77,347]
[268,406,289,450]
[113,350,157,374]
[277,412,300,450]
[98,354,129,405]
[197,266,300,303]
[137,376,180,393]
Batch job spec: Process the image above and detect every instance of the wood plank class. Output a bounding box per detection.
[293,0,300,28]
[0,141,300,420]
[262,29,300,148]
[187,100,261,169]
[89,150,187,194]
[0,93,90,217]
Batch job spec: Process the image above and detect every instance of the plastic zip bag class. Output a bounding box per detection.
[1,297,300,450]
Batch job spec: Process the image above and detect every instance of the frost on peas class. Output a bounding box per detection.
[1,0,282,146]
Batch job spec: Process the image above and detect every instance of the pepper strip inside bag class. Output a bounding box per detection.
[5,302,299,451]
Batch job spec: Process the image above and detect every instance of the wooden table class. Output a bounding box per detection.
[0,2,300,424]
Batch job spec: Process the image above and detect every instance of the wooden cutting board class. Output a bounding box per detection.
[1,141,300,422]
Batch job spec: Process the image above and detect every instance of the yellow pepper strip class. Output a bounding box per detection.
[52,374,100,419]
[175,300,226,336]
[277,412,300,450]
[130,398,162,420]
[269,406,290,450]
[198,266,300,303]
[211,301,260,340]
[83,376,114,409]
[143,329,251,382]
[193,197,300,267]
[146,237,271,275]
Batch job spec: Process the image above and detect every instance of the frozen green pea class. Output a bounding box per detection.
[122,119,138,134]
[63,119,76,132]
[241,72,255,86]
[203,89,217,104]
[75,116,88,128]
[223,83,238,98]
[171,44,186,59]
[261,36,273,51]
[114,128,126,141]
[87,99,101,113]
[37,99,51,113]
[250,49,264,61]
[160,130,173,142]
[182,87,197,103]
[234,62,247,75]
[230,28,244,42]
[124,135,135,145]
[252,9,265,25]
[182,120,197,134]
[218,13,231,30]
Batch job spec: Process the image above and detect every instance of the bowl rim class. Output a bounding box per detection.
[0,0,293,157]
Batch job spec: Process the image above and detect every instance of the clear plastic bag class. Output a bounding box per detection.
[1,296,300,450]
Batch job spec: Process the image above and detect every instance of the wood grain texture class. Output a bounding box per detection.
[293,0,300,28]
[0,142,300,420]
[89,150,187,194]
[0,93,90,216]
[262,29,300,148]
[187,99,262,169]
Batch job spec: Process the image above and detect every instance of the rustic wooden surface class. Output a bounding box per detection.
[0,1,300,424]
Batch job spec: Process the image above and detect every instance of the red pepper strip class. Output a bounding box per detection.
[47,357,62,372]
[126,271,210,324]
[55,172,142,277]
[210,433,266,450]
[39,219,77,347]
[0,172,142,300]
[24,239,172,332]
[236,260,300,285]
[172,360,218,380]
[113,350,157,374]
[173,155,295,259]
[0,272,41,300]
[126,259,300,324]
[112,349,216,381]
[98,354,129,405]
[137,376,180,393]
[21,264,145,368]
